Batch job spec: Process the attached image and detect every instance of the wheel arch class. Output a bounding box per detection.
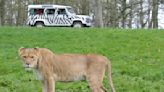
[72,20,83,27]
[34,21,45,26]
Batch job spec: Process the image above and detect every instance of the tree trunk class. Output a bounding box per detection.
[94,0,103,27]
[151,0,159,28]
[0,0,5,26]
[16,0,21,26]
[121,0,127,28]
[139,0,144,28]
[89,0,95,25]
[81,0,89,15]
[110,0,117,27]
[148,0,152,28]
[128,4,132,28]
[9,0,13,26]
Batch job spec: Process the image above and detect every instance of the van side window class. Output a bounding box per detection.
[36,9,44,15]
[29,9,44,15]
[57,9,67,15]
[46,9,56,15]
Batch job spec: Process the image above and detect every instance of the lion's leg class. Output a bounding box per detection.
[100,86,107,92]
[86,73,103,92]
[44,77,55,92]
[99,66,107,92]
[42,80,47,92]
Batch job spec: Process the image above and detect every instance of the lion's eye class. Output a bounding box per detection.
[23,56,27,58]
[30,56,34,58]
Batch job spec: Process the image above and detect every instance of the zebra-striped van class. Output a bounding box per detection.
[27,5,92,27]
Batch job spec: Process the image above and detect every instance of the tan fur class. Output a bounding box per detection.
[18,48,116,92]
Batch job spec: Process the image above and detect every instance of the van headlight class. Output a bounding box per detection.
[86,18,91,23]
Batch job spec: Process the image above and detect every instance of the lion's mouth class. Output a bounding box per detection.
[24,64,32,68]
[24,64,33,71]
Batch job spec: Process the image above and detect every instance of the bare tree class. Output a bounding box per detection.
[103,0,118,27]
[139,0,144,28]
[0,0,5,26]
[147,0,152,28]
[151,0,159,28]
[121,0,127,28]
[127,0,133,28]
[93,0,103,27]
[110,0,118,27]
[16,0,22,26]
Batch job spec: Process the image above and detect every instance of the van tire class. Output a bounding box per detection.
[35,22,44,27]
[73,21,83,28]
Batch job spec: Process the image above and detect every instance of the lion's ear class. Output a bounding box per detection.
[18,47,25,56]
[34,47,39,50]
[34,47,39,52]
[34,47,40,55]
[33,47,42,61]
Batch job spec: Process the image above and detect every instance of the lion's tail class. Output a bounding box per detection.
[106,61,116,92]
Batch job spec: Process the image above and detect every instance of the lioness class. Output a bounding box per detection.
[18,48,116,92]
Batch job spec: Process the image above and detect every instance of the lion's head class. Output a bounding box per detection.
[18,48,40,69]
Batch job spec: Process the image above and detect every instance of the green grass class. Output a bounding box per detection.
[0,27,163,92]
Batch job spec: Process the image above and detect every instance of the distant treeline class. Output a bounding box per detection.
[0,0,163,28]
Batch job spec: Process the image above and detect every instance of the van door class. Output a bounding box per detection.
[55,8,73,26]
[27,8,44,26]
[44,8,57,26]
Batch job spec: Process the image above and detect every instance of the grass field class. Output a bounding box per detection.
[0,27,163,92]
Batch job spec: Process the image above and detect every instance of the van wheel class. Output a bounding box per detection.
[35,22,44,27]
[73,22,83,28]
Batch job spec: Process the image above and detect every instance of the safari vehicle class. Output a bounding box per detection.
[27,5,92,27]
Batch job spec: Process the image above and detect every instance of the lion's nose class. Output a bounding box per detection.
[26,63,30,65]
[24,63,30,68]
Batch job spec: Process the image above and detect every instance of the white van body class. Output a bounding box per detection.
[27,5,92,27]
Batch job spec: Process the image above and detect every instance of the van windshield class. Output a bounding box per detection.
[67,7,75,14]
